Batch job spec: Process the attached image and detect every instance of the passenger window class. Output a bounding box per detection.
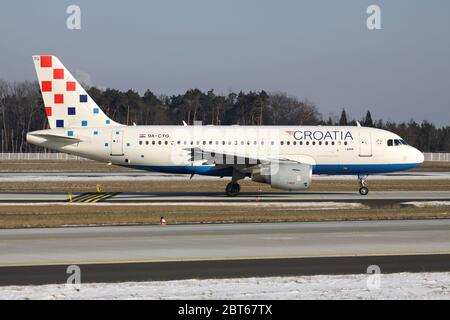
[139,141,143,145]
[145,141,149,145]
[344,141,347,146]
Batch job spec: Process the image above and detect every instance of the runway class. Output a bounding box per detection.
[1,191,450,206]
[0,171,449,182]
[2,220,449,265]
[0,220,449,285]
[1,255,449,286]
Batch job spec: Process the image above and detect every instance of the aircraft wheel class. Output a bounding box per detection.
[359,187,369,196]
[226,182,240,197]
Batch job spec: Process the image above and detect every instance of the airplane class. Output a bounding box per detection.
[27,55,424,197]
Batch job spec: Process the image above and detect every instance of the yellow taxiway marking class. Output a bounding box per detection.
[1,251,449,268]
[84,192,116,203]
[69,192,118,203]
[69,192,94,202]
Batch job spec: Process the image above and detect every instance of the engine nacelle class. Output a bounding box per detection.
[252,162,312,190]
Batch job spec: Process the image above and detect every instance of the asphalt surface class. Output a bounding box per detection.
[1,191,450,206]
[0,170,449,181]
[0,220,449,285]
[2,220,450,266]
[1,254,449,286]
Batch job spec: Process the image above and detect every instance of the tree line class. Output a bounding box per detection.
[0,80,449,152]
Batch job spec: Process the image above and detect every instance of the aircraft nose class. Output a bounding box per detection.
[413,147,424,164]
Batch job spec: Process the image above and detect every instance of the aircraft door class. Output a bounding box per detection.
[110,130,124,156]
[359,132,372,157]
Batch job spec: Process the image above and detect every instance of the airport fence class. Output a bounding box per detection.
[0,152,449,161]
[423,153,450,162]
[0,153,87,160]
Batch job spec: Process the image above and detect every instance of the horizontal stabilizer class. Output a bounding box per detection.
[28,132,83,143]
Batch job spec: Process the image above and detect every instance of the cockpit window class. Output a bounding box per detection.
[388,138,407,147]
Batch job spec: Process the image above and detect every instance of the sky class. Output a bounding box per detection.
[1,0,449,126]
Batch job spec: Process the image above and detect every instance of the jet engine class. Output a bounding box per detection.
[251,162,312,190]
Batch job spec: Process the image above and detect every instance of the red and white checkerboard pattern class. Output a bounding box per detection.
[32,55,117,130]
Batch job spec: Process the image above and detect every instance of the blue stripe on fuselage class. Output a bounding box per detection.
[129,163,421,176]
[312,163,420,174]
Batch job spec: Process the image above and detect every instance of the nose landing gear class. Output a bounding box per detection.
[358,174,369,195]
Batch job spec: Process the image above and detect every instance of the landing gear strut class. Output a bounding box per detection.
[225,182,241,197]
[358,174,369,195]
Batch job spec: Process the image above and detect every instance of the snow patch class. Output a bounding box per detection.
[402,201,450,208]
[1,273,449,300]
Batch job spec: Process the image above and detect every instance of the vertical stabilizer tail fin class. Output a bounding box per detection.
[32,55,121,129]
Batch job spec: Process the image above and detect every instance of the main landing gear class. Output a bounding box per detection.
[225,169,245,197]
[225,182,241,197]
[358,174,369,195]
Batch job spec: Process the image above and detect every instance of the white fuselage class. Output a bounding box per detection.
[27,125,424,176]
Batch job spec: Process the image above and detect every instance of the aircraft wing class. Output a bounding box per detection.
[184,147,305,170]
